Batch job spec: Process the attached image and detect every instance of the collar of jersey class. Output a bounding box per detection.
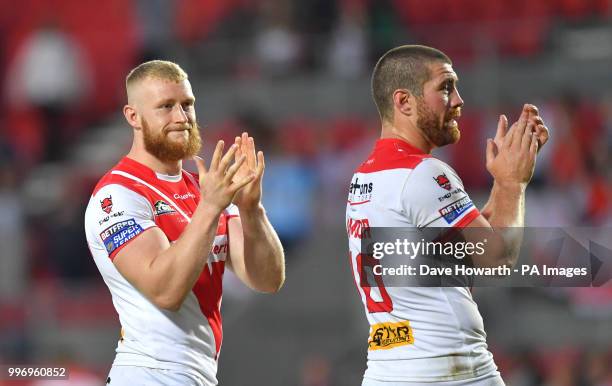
[118,157,183,183]
[375,138,427,155]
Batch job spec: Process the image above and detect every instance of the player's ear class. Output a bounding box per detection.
[392,89,415,117]
[123,104,140,130]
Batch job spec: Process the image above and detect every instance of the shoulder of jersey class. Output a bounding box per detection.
[92,170,121,196]
[356,141,432,174]
[91,158,148,196]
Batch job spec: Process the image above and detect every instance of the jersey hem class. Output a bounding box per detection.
[364,356,497,383]
[113,354,216,385]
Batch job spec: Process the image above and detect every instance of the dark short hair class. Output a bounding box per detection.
[371,45,451,122]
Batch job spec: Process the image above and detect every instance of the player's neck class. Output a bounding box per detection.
[126,147,182,176]
[380,122,433,154]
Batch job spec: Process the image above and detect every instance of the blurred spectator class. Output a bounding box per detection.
[261,120,318,250]
[135,0,176,61]
[326,0,368,78]
[45,176,97,280]
[254,0,302,77]
[0,143,26,299]
[315,116,376,225]
[263,158,318,251]
[293,0,338,70]
[366,0,404,61]
[215,111,319,250]
[5,22,91,161]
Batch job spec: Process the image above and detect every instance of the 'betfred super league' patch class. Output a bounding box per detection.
[439,196,474,224]
[99,218,143,255]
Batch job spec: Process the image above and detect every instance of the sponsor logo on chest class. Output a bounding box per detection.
[154,200,177,216]
[173,192,196,200]
[348,177,374,203]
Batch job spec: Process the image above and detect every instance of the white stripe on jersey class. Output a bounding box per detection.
[111,170,192,222]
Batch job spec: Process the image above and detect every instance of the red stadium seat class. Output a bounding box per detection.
[557,0,596,20]
[474,0,511,21]
[175,0,250,44]
[593,0,612,17]
[505,20,549,57]
[442,0,479,23]
[392,0,445,25]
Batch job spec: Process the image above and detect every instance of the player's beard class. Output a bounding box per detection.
[141,118,202,162]
[416,97,461,147]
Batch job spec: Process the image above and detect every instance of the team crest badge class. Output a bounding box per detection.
[434,174,451,190]
[154,200,176,216]
[100,196,113,213]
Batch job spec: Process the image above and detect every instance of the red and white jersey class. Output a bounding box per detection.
[346,138,496,383]
[84,157,237,385]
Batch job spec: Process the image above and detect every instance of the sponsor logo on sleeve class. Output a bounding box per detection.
[439,196,474,224]
[368,321,414,350]
[99,219,143,255]
[437,187,464,202]
[98,210,126,225]
[433,174,451,190]
[100,196,113,213]
[154,200,176,216]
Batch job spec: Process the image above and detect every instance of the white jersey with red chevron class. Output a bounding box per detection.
[346,138,497,383]
[85,157,238,385]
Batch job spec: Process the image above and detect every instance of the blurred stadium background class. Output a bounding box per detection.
[0,0,611,385]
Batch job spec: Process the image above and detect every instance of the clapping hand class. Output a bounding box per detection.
[193,140,255,212]
[493,104,549,154]
[232,132,265,211]
[486,105,539,186]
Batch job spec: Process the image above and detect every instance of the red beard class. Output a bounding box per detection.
[142,118,202,162]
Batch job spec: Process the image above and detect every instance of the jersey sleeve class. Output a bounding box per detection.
[401,158,480,228]
[85,184,157,260]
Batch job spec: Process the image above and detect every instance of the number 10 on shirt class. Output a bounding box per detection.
[351,252,393,313]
